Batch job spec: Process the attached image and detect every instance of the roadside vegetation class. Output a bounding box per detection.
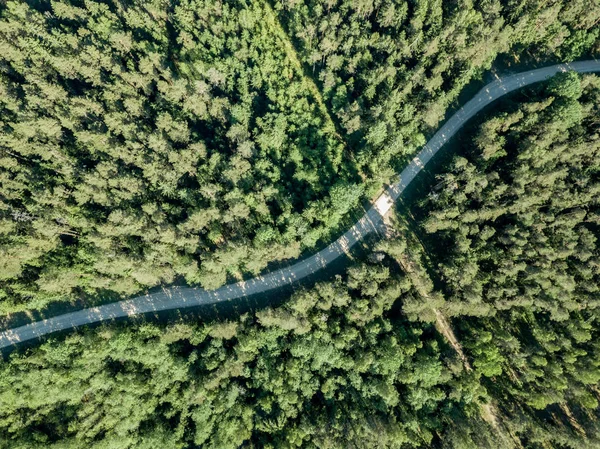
[0,0,359,314]
[1,1,600,448]
[276,0,600,178]
[1,0,598,313]
[0,256,495,449]
[411,71,600,448]
[2,75,600,448]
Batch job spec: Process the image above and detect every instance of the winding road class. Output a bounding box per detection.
[1,60,599,350]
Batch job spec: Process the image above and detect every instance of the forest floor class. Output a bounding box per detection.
[433,309,472,371]
[559,404,587,438]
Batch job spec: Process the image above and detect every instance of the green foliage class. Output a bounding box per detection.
[1,0,598,313]
[547,72,583,99]
[415,73,600,448]
[0,0,358,312]
[1,1,600,448]
[419,74,600,320]
[276,0,600,179]
[0,263,485,448]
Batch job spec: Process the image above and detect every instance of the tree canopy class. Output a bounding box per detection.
[1,0,598,313]
[1,1,600,448]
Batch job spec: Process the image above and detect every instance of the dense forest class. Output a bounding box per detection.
[1,0,600,448]
[410,71,600,448]
[0,0,358,314]
[1,0,599,314]
[2,74,600,448]
[276,0,600,175]
[417,71,600,319]
[0,256,497,448]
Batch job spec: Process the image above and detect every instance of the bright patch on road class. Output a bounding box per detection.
[374,192,394,216]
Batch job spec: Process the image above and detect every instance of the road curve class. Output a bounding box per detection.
[1,60,599,349]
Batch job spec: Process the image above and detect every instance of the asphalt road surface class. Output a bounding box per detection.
[1,60,599,349]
